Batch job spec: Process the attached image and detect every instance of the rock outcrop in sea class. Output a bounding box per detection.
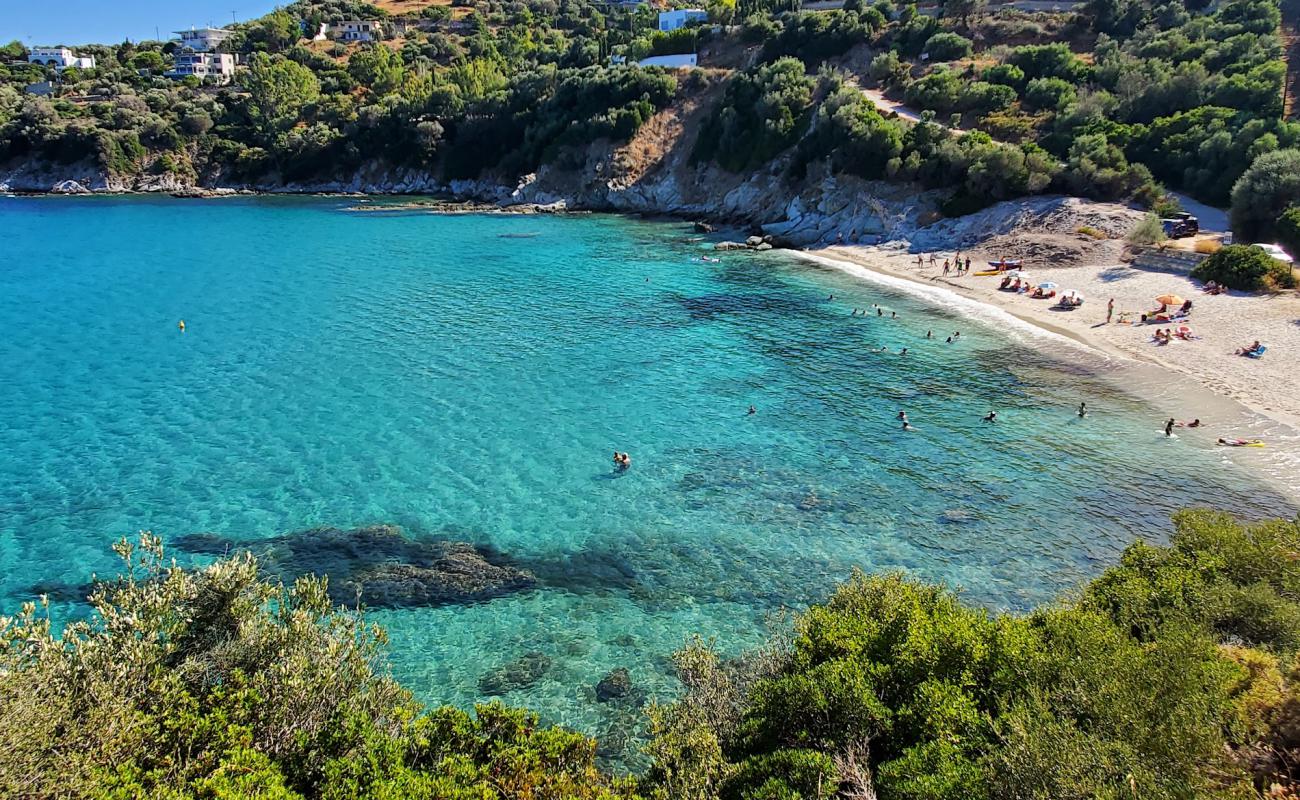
[174,524,537,608]
[478,651,554,695]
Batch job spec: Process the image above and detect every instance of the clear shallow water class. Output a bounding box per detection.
[1,196,1294,760]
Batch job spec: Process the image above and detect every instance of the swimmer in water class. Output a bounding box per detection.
[902,420,916,431]
[899,347,908,355]
[927,330,933,339]
[897,411,908,420]
[945,336,952,343]
[877,308,883,317]
[891,311,897,319]
[1165,418,1176,437]
[748,405,757,415]
[983,411,997,423]
[1078,402,1087,417]
[178,319,186,332]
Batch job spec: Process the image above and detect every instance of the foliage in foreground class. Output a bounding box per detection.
[645,509,1300,800]
[5,511,1300,798]
[0,535,637,800]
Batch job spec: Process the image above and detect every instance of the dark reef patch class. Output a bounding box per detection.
[173,524,537,609]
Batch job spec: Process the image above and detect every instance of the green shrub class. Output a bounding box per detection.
[981,62,1026,89]
[960,80,1016,114]
[0,535,641,799]
[904,67,963,113]
[1022,76,1076,110]
[1127,212,1167,245]
[923,31,973,61]
[693,58,814,172]
[1230,149,1300,241]
[1276,206,1300,261]
[722,749,838,800]
[1190,244,1295,290]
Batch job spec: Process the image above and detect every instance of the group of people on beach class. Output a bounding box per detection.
[916,252,974,276]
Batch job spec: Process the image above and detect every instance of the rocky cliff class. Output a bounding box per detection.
[1,92,948,249]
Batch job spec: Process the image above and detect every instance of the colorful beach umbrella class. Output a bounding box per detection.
[1155,293,1185,306]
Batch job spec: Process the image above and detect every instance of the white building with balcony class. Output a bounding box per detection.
[165,52,237,83]
[658,9,708,30]
[174,27,234,53]
[330,20,384,42]
[27,47,96,70]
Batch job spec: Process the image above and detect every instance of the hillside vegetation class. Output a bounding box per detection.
[2,0,1300,236]
[3,510,1300,798]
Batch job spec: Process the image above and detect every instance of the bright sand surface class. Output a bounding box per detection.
[813,245,1300,495]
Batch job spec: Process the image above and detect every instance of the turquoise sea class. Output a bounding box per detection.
[1,196,1295,760]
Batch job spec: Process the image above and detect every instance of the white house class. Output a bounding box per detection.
[658,8,708,30]
[174,27,234,53]
[165,52,237,82]
[330,20,384,42]
[27,47,96,70]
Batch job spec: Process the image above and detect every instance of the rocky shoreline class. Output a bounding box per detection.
[0,153,943,249]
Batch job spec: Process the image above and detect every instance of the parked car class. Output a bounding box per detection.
[1160,212,1200,238]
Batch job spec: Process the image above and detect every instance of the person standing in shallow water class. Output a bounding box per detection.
[1165,418,1176,437]
[1078,402,1088,418]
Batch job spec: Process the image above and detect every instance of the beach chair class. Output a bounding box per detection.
[1246,346,1267,359]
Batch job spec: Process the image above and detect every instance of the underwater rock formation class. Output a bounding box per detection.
[478,651,553,695]
[174,524,536,608]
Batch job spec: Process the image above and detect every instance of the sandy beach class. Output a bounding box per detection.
[799,239,1300,504]
[814,243,1300,428]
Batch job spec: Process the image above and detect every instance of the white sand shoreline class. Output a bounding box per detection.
[790,245,1300,502]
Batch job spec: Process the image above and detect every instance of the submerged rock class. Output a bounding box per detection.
[596,667,633,702]
[174,524,536,609]
[478,651,553,695]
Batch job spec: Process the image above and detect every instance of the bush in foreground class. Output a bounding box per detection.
[0,535,638,800]
[645,510,1300,800]
[1192,244,1295,291]
[6,512,1300,798]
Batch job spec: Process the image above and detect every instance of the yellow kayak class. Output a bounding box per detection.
[973,270,1002,277]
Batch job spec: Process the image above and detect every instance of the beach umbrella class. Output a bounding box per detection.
[1039,281,1058,290]
[1154,293,1185,306]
